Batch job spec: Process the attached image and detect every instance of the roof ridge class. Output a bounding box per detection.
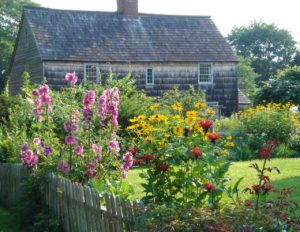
[23,6,211,18]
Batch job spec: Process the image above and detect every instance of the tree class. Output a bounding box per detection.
[237,56,259,100]
[227,21,297,84]
[0,0,39,93]
[255,66,300,105]
[293,50,300,66]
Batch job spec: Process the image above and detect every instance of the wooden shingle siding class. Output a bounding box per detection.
[9,16,43,95]
[43,61,237,115]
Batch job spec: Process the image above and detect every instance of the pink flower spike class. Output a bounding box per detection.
[74,146,84,157]
[32,89,39,97]
[38,85,49,95]
[33,138,41,146]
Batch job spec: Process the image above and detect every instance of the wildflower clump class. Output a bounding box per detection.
[127,102,234,207]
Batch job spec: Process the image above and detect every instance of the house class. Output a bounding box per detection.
[8,0,238,115]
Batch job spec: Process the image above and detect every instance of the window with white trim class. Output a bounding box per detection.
[84,64,100,85]
[146,68,154,85]
[198,63,213,84]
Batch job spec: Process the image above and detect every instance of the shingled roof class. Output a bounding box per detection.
[24,7,237,62]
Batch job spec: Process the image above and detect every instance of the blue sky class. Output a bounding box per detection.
[33,0,300,44]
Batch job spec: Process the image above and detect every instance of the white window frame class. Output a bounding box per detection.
[207,101,220,119]
[84,63,100,86]
[146,68,154,85]
[198,63,213,84]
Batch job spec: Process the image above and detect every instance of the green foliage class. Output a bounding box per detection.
[237,56,259,100]
[0,0,39,93]
[227,21,297,84]
[255,66,300,105]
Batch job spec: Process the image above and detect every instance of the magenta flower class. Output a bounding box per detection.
[92,144,99,153]
[108,133,120,152]
[41,94,51,106]
[43,146,53,156]
[65,135,77,145]
[74,146,84,157]
[57,161,70,174]
[87,161,97,178]
[20,149,38,167]
[83,90,96,110]
[21,143,29,153]
[71,124,78,132]
[64,121,70,132]
[122,152,133,171]
[38,85,49,96]
[65,72,78,86]
[32,89,39,96]
[33,138,41,146]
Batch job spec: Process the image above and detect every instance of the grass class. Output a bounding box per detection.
[0,207,21,232]
[125,158,300,205]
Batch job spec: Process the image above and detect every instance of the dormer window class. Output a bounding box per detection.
[198,63,213,84]
[146,68,154,85]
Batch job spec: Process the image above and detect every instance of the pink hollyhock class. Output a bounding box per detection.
[41,94,51,106]
[71,110,80,123]
[20,149,38,167]
[64,121,70,132]
[71,124,78,132]
[65,72,78,86]
[87,162,97,178]
[83,90,96,110]
[74,146,84,157]
[43,146,53,156]
[108,132,120,152]
[65,135,77,145]
[33,138,41,146]
[21,143,29,153]
[122,152,133,171]
[92,144,99,153]
[57,161,70,174]
[122,170,128,179]
[38,85,49,96]
[32,89,39,96]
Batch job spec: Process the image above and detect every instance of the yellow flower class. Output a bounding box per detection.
[129,115,146,123]
[219,149,230,156]
[186,110,197,121]
[192,124,204,135]
[144,136,151,142]
[206,108,215,116]
[171,102,183,112]
[149,114,168,123]
[173,127,183,136]
[225,142,235,147]
[195,102,207,109]
[150,103,160,111]
[126,124,139,130]
[226,136,233,141]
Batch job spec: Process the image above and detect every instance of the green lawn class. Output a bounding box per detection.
[0,207,21,232]
[125,158,300,205]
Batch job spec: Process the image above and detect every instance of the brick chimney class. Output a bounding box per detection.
[117,0,138,18]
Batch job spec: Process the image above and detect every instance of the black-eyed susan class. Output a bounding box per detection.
[173,126,183,137]
[171,102,183,112]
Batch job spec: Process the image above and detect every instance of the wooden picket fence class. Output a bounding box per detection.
[0,163,28,206]
[0,163,142,232]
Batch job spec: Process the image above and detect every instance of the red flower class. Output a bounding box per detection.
[207,132,220,143]
[133,159,141,165]
[159,164,169,172]
[252,184,260,195]
[259,145,272,160]
[191,148,203,159]
[128,147,137,156]
[262,184,272,195]
[142,154,154,161]
[204,182,216,192]
[199,120,213,133]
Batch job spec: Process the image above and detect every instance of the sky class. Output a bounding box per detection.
[33,0,300,44]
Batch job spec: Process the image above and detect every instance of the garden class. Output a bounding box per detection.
[0,72,300,231]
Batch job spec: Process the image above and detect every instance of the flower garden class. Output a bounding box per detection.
[0,72,300,231]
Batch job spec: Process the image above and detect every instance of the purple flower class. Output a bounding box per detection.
[65,72,78,86]
[87,162,96,178]
[71,124,78,132]
[43,146,53,156]
[20,149,38,167]
[108,133,120,152]
[65,135,77,145]
[64,121,70,132]
[74,146,83,157]
[57,161,70,174]
[21,143,29,153]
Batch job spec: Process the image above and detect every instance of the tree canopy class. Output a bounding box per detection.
[237,56,259,100]
[0,0,39,93]
[255,66,300,105]
[227,21,297,85]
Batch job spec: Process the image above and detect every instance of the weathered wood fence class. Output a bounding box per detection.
[0,163,28,206]
[0,163,142,232]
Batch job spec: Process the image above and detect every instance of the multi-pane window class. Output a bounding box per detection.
[84,64,100,85]
[146,68,154,85]
[198,63,212,84]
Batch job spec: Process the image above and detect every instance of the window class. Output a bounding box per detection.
[198,63,213,84]
[84,64,100,85]
[207,101,220,119]
[146,68,154,85]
